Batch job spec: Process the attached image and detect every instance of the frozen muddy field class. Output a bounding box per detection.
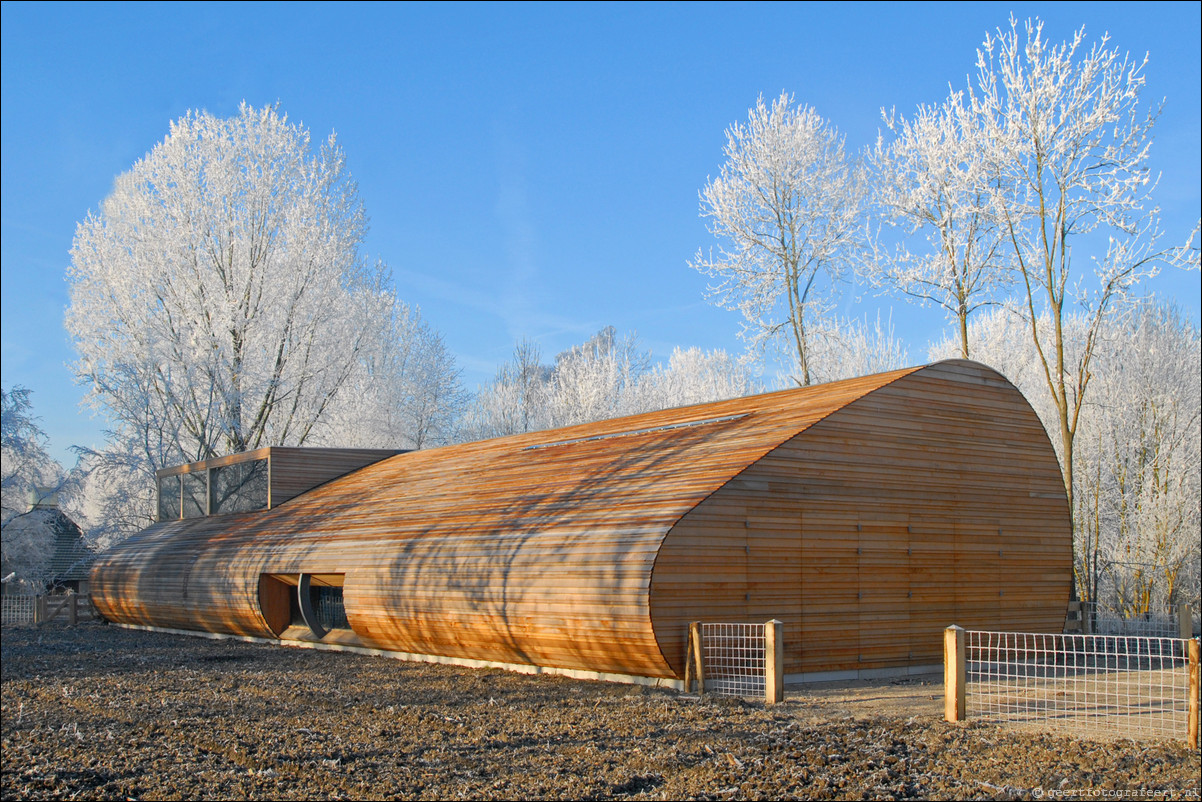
[2,623,1198,801]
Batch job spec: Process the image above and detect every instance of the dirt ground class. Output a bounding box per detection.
[2,623,1198,801]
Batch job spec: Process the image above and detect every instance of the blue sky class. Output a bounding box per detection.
[3,1,1200,466]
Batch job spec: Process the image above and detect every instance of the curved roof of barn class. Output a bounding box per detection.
[129,363,935,550]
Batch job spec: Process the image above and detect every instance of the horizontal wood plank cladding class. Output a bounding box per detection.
[267,448,405,506]
[93,360,1070,683]
[649,360,1072,678]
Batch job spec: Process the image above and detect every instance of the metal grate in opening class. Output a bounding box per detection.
[311,585,349,631]
[701,622,766,697]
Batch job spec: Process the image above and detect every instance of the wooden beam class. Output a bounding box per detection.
[683,622,704,694]
[765,619,784,704]
[944,625,965,722]
[1189,638,1199,750]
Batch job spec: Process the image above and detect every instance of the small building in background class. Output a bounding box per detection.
[38,491,95,595]
[1,488,95,595]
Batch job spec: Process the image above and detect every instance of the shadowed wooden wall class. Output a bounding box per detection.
[91,360,1071,680]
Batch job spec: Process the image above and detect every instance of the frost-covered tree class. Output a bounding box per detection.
[970,17,1195,525]
[631,347,760,412]
[931,304,1201,613]
[0,511,57,592]
[459,330,761,442]
[315,301,465,450]
[67,104,384,461]
[60,454,140,553]
[66,104,454,539]
[1,386,62,525]
[869,90,1009,358]
[1,386,65,588]
[1075,305,1200,615]
[808,314,911,386]
[395,327,466,450]
[459,339,552,441]
[691,93,866,386]
[548,327,649,427]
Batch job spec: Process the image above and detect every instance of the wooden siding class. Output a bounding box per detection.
[266,448,405,506]
[155,448,403,510]
[648,361,1072,677]
[91,360,1071,681]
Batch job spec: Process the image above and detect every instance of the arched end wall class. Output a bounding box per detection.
[649,361,1072,678]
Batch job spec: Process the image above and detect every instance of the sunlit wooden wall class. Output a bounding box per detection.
[92,360,1071,681]
[649,360,1071,678]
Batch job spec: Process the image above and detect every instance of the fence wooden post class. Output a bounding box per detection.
[1178,604,1193,641]
[684,622,704,694]
[1064,601,1081,633]
[683,623,693,692]
[1189,638,1199,750]
[765,619,784,705]
[944,625,966,722]
[68,592,78,626]
[34,595,45,625]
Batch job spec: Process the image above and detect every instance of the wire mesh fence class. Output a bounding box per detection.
[700,622,766,697]
[1,594,37,626]
[1067,602,1196,639]
[964,630,1195,742]
[1093,608,1190,639]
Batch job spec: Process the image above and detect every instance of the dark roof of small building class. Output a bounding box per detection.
[43,508,95,583]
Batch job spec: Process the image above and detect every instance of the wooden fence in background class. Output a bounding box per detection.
[1,593,98,627]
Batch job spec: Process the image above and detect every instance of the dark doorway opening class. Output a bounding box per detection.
[297,573,348,639]
[259,573,349,639]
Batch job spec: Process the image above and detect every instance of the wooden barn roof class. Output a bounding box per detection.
[148,363,920,545]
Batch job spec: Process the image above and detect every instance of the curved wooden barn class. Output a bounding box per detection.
[91,360,1072,683]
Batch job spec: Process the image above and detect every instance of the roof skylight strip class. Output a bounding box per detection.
[523,413,748,451]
